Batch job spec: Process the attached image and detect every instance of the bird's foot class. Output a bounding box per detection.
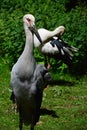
[36,121,42,125]
[45,85,49,90]
[47,63,51,70]
[12,103,18,113]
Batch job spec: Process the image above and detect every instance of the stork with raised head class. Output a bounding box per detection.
[10,14,52,130]
[34,27,78,68]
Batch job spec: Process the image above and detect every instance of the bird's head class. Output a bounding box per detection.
[23,14,35,28]
[23,14,43,44]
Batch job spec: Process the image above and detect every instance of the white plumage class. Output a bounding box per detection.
[34,27,77,67]
[34,26,65,48]
[10,14,52,130]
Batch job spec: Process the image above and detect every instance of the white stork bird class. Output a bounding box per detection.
[34,26,65,48]
[10,14,52,130]
[34,27,78,68]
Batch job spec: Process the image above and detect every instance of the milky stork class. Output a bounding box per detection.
[10,14,52,130]
[34,27,78,68]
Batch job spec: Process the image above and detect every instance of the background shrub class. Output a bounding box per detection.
[0,0,87,74]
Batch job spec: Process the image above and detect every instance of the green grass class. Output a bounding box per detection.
[0,58,87,130]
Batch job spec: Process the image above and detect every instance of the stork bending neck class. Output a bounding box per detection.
[42,27,64,45]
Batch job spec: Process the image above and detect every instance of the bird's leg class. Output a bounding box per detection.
[30,125,34,130]
[19,117,23,130]
[44,55,48,68]
[44,57,50,90]
[10,91,18,113]
[13,103,18,113]
[47,58,51,70]
[19,111,23,130]
[44,56,51,70]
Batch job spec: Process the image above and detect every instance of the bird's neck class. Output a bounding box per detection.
[17,24,35,65]
[23,26,34,56]
[15,25,36,78]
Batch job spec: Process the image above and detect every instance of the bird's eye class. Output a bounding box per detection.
[26,18,31,22]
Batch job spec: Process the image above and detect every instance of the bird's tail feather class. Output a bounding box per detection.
[63,47,73,57]
[70,46,78,52]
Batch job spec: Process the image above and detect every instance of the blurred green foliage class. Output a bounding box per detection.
[0,0,87,74]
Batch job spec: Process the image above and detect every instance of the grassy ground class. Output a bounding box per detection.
[0,59,87,130]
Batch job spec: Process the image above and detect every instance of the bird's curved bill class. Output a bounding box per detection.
[29,26,43,45]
